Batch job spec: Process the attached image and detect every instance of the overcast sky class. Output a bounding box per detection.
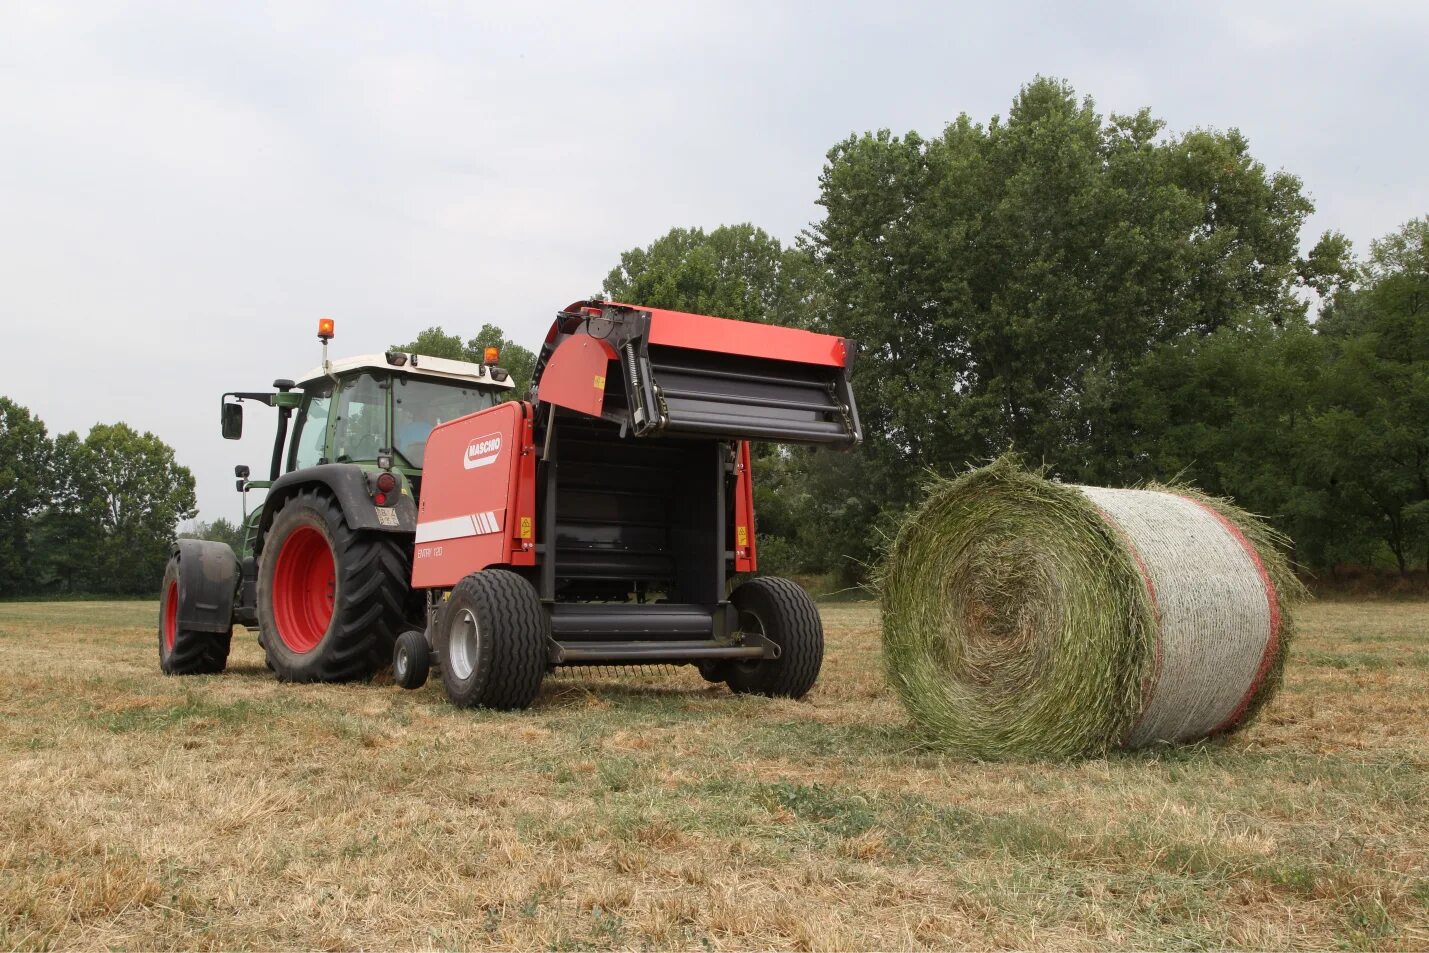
[3,1,1425,525]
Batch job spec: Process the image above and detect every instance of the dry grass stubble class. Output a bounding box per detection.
[0,599,1426,949]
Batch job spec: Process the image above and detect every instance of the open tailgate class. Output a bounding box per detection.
[535,302,861,447]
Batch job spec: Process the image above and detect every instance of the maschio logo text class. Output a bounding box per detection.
[464,433,502,470]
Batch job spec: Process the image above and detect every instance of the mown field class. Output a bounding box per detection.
[1,599,1426,950]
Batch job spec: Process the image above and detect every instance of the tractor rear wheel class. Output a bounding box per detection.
[157,555,231,675]
[257,489,410,682]
[437,570,547,709]
[724,576,824,699]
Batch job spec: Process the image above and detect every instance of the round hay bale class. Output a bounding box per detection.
[879,457,1302,759]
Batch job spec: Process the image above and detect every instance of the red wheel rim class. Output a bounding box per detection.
[272,525,335,653]
[163,579,178,651]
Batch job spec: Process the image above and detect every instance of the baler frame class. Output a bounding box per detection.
[407,301,861,676]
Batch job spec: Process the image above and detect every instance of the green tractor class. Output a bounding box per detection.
[158,320,515,681]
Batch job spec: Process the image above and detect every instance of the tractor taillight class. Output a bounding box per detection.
[375,472,397,493]
[374,492,388,506]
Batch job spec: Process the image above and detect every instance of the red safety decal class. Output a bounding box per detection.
[733,440,757,572]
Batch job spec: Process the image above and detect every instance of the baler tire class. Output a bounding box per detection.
[393,630,431,690]
[437,570,547,710]
[724,576,824,700]
[697,659,729,683]
[257,489,410,683]
[158,556,231,675]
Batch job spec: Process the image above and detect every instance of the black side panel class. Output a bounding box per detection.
[548,415,725,603]
[174,539,239,633]
[257,464,416,553]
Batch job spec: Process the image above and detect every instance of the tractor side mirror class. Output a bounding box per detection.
[221,401,244,440]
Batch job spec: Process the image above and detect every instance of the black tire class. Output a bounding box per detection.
[158,555,231,675]
[393,630,431,690]
[437,569,547,710]
[697,659,729,683]
[724,576,824,699]
[257,489,411,683]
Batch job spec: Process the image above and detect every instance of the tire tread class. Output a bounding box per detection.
[726,576,823,699]
[438,569,547,709]
[259,489,412,682]
[159,556,232,675]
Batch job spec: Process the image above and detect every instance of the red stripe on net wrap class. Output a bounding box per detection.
[1179,496,1282,734]
[1088,502,1164,741]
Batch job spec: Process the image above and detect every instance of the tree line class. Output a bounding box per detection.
[0,403,196,597]
[593,79,1425,582]
[4,77,1422,594]
[392,78,1427,583]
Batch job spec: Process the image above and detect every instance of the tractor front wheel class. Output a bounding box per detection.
[257,490,410,682]
[437,570,547,709]
[724,576,824,699]
[157,555,231,675]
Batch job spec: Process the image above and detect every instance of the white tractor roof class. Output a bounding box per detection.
[296,353,516,390]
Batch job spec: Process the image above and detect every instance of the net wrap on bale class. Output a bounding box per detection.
[879,458,1302,759]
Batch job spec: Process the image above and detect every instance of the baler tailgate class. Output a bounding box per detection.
[653,347,853,442]
[626,343,859,446]
[536,301,861,447]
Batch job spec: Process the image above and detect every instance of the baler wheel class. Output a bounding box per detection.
[157,555,231,675]
[724,576,824,699]
[437,570,548,710]
[257,489,410,683]
[393,630,431,690]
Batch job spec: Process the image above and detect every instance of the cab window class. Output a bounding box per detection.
[331,372,389,463]
[289,382,333,471]
[393,377,498,468]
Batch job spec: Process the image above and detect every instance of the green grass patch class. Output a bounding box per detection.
[96,694,266,733]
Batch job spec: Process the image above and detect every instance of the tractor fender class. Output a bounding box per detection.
[256,464,418,555]
[173,538,240,633]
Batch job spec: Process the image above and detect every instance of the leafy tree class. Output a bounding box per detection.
[1306,218,1429,572]
[183,517,246,554]
[30,431,95,594]
[393,324,538,397]
[602,224,821,327]
[1131,320,1334,566]
[804,77,1330,577]
[0,398,50,596]
[467,324,537,399]
[69,423,197,594]
[395,327,466,361]
[601,224,840,571]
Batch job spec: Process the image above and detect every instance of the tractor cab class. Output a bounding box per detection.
[223,325,513,482]
[283,353,512,476]
[218,322,515,571]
